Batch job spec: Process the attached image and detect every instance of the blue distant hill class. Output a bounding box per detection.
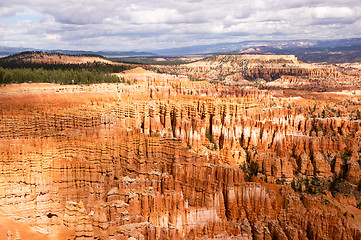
[1,37,361,63]
[152,38,361,62]
[0,46,156,58]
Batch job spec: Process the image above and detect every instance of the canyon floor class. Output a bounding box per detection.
[1,54,361,239]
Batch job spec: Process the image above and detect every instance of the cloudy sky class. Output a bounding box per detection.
[0,0,361,51]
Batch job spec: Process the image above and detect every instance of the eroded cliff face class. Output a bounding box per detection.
[1,61,361,240]
[155,54,360,91]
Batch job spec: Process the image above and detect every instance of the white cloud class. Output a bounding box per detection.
[0,0,360,51]
[312,7,353,19]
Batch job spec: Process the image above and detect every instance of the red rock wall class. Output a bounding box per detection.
[0,81,360,239]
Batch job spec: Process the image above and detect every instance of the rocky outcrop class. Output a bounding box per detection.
[155,54,341,83]
[154,54,361,91]
[0,63,361,239]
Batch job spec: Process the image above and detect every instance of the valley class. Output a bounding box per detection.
[0,53,361,239]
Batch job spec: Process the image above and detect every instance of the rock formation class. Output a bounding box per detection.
[155,54,360,91]
[1,55,361,239]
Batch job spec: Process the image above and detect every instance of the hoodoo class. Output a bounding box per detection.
[0,54,361,239]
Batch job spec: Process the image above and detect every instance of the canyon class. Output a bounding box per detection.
[0,54,361,239]
[155,54,361,91]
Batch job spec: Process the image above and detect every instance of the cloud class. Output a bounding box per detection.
[2,9,46,25]
[0,0,360,51]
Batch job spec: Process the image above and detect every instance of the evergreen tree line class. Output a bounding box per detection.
[0,67,121,85]
[0,60,131,73]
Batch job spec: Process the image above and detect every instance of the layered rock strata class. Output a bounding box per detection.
[155,54,361,90]
[0,65,361,239]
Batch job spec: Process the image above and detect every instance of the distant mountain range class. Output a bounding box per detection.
[0,47,156,58]
[154,38,361,55]
[152,38,361,63]
[0,46,34,56]
[1,37,361,63]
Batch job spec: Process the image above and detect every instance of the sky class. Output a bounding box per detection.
[0,0,361,51]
